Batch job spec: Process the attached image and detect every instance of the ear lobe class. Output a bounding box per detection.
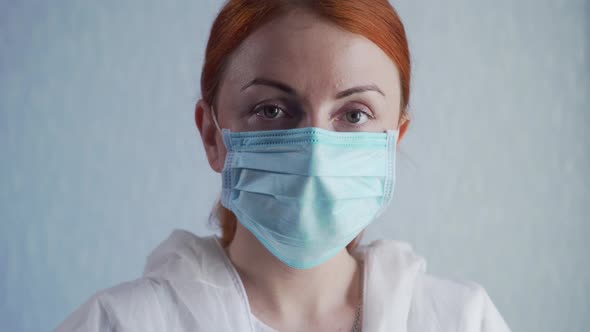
[195,100,224,172]
[397,116,411,143]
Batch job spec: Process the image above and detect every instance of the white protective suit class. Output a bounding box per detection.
[54,228,511,331]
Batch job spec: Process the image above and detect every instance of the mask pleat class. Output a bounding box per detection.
[219,127,398,269]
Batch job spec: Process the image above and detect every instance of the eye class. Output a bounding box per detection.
[254,104,286,119]
[343,109,370,124]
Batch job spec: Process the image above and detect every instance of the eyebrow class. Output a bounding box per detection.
[241,78,386,99]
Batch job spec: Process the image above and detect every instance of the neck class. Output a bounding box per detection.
[225,222,362,322]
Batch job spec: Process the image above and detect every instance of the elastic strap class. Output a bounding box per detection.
[210,106,222,133]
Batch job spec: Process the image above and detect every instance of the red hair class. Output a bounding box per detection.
[200,0,412,249]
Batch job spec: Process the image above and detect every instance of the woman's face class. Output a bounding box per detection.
[197,9,407,171]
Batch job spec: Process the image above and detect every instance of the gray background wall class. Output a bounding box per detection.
[1,0,588,331]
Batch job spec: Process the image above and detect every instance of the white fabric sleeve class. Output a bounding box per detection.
[409,274,511,332]
[479,286,511,332]
[52,278,170,332]
[461,282,511,332]
[53,295,115,332]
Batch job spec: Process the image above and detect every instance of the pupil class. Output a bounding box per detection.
[264,106,279,118]
[347,111,361,123]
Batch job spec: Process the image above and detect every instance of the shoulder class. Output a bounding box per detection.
[359,239,510,331]
[54,230,246,332]
[54,277,181,332]
[411,274,511,331]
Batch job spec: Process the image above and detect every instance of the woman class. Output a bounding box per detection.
[55,0,511,331]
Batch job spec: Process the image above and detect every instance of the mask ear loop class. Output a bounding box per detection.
[210,105,222,133]
[211,105,234,211]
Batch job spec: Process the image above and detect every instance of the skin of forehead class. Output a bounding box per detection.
[216,9,402,122]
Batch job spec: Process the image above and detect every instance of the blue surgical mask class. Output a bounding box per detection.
[212,111,398,269]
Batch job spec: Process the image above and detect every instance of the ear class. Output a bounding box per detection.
[397,114,411,144]
[195,99,225,173]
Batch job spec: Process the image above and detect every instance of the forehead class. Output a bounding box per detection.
[222,9,401,101]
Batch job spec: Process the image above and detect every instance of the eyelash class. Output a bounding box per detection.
[252,103,290,119]
[334,104,375,126]
[250,102,376,124]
